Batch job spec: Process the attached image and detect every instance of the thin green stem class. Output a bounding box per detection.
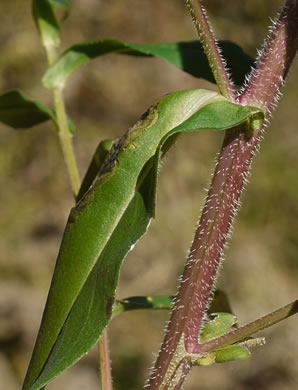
[45,45,56,67]
[46,45,81,197]
[52,88,81,196]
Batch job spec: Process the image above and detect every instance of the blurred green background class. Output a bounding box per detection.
[0,1,297,390]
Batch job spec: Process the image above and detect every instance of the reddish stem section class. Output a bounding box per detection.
[240,0,298,112]
[182,127,256,352]
[148,1,297,389]
[99,329,113,390]
[149,125,260,389]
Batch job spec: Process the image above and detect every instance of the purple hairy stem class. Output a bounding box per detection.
[148,1,297,389]
[240,0,298,112]
[181,126,255,352]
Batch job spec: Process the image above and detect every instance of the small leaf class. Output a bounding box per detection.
[215,345,250,363]
[113,292,232,317]
[0,89,75,133]
[113,295,174,317]
[0,90,55,128]
[32,0,60,49]
[43,39,254,89]
[200,313,238,343]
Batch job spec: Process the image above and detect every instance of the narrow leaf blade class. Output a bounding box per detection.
[42,39,254,89]
[0,90,55,128]
[0,89,75,133]
[113,295,174,316]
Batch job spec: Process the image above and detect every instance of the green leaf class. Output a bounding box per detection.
[113,295,174,317]
[43,39,254,89]
[193,343,251,366]
[192,344,251,366]
[111,289,232,317]
[0,89,75,133]
[76,139,114,202]
[215,345,251,363]
[32,0,60,49]
[112,290,232,317]
[200,313,238,343]
[22,89,264,390]
[0,90,55,128]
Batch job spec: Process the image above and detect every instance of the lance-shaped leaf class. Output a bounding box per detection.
[43,39,254,89]
[113,296,175,317]
[0,89,75,132]
[22,89,263,390]
[112,288,233,317]
[0,90,55,128]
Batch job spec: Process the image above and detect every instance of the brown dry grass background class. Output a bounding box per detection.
[0,1,297,390]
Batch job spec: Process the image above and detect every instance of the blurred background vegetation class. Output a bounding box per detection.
[0,1,297,389]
